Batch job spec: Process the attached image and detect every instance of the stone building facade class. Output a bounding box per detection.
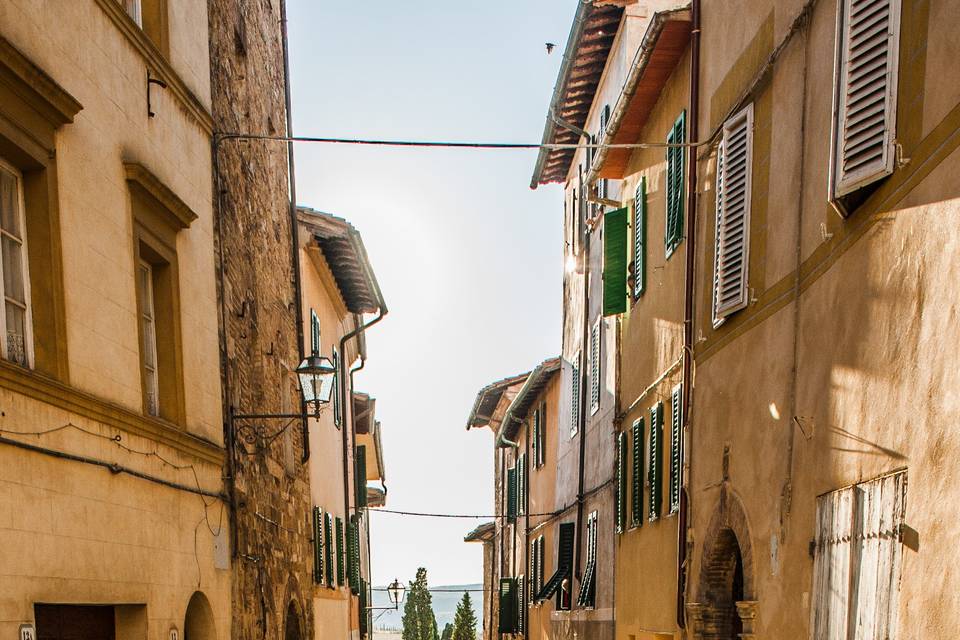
[207,0,312,638]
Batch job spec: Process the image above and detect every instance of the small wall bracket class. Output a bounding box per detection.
[147,70,168,118]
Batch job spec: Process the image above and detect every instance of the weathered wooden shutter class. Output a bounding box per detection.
[531,410,540,470]
[713,105,754,322]
[325,512,335,588]
[498,578,518,634]
[616,430,627,534]
[347,517,360,594]
[518,574,526,634]
[517,454,526,516]
[603,207,628,316]
[648,403,663,521]
[570,356,579,435]
[577,513,597,608]
[312,506,323,584]
[589,320,601,415]
[830,0,902,204]
[336,516,345,586]
[537,536,545,595]
[665,111,686,256]
[507,466,518,522]
[669,384,683,515]
[355,445,368,508]
[812,471,906,640]
[631,419,644,527]
[634,177,647,299]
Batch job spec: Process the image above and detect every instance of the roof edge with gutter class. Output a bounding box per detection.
[495,357,561,448]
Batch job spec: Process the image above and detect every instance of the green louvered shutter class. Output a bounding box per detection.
[325,512,335,587]
[665,111,686,257]
[499,578,517,634]
[603,207,629,316]
[336,516,345,586]
[648,403,664,521]
[518,574,526,634]
[631,419,644,528]
[310,309,320,355]
[571,354,581,436]
[355,445,368,509]
[347,517,360,594]
[507,466,518,522]
[669,384,683,514]
[312,506,323,584]
[616,431,627,534]
[634,177,647,299]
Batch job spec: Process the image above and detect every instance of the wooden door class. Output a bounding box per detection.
[35,605,115,640]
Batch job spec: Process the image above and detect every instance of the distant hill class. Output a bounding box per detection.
[371,583,484,633]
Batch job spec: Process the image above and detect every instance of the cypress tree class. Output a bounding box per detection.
[451,592,479,640]
[402,567,439,640]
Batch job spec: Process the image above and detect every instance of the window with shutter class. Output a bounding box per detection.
[348,517,361,594]
[336,516,345,586]
[811,471,906,639]
[631,419,644,528]
[633,176,647,300]
[589,319,601,415]
[310,309,320,355]
[332,348,341,427]
[669,384,683,515]
[312,506,323,584]
[829,0,902,208]
[325,512,335,588]
[517,454,526,517]
[577,511,598,608]
[648,403,663,522]
[356,445,368,508]
[665,111,686,257]
[539,522,574,606]
[712,104,754,324]
[507,466,518,522]
[518,574,526,634]
[498,578,519,634]
[616,431,627,534]
[571,352,581,437]
[603,207,629,316]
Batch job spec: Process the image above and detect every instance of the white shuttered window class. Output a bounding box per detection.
[811,471,906,640]
[0,160,33,369]
[713,104,754,324]
[589,318,601,416]
[830,0,902,203]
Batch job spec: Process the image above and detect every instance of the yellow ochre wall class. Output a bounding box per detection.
[0,0,227,638]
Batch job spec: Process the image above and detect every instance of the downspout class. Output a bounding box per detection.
[279,0,309,463]
[678,0,701,629]
[337,232,388,635]
[575,213,591,581]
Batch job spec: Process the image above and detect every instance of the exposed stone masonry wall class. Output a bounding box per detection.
[207,0,312,637]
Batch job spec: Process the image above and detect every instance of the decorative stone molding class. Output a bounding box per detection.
[124,162,199,230]
[736,600,759,637]
[685,603,706,639]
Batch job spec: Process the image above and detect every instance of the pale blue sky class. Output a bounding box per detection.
[287,1,574,586]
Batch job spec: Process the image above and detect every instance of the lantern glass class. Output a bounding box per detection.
[387,579,406,607]
[296,355,336,406]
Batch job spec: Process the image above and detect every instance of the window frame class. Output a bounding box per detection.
[589,318,601,416]
[665,111,686,258]
[0,157,35,369]
[137,259,160,417]
[570,350,581,438]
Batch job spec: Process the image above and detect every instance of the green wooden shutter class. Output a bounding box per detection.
[310,309,320,355]
[634,177,647,299]
[355,445,368,509]
[631,419,644,528]
[332,349,341,427]
[532,409,541,469]
[347,517,360,594]
[603,207,628,316]
[518,574,526,634]
[669,384,683,514]
[616,431,626,534]
[507,466,518,521]
[498,578,517,634]
[571,354,581,436]
[336,516,345,586]
[312,506,323,584]
[325,512,334,587]
[648,403,663,521]
[665,111,686,257]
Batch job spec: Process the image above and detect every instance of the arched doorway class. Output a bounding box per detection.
[701,528,745,639]
[284,600,303,640]
[183,591,216,640]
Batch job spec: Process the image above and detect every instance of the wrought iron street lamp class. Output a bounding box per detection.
[295,353,337,417]
[368,578,406,611]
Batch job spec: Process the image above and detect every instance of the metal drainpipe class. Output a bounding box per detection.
[279,0,309,463]
[678,0,701,629]
[575,210,591,582]
[337,232,388,634]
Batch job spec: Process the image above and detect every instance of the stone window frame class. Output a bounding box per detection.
[125,162,196,427]
[0,157,36,369]
[0,36,80,383]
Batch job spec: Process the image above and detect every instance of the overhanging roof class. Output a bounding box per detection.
[530,2,624,188]
[298,207,384,314]
[496,357,561,446]
[590,8,692,181]
[464,521,496,543]
[353,392,376,435]
[465,371,530,431]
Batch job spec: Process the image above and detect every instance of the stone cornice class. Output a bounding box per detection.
[93,0,214,134]
[0,35,83,127]
[124,161,198,229]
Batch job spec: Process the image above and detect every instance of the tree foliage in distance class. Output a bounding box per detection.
[452,591,479,640]
[402,567,439,640]
[441,623,453,640]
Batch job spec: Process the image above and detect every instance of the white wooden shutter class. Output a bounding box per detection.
[589,319,601,415]
[830,0,902,201]
[712,104,754,323]
[811,471,906,640]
